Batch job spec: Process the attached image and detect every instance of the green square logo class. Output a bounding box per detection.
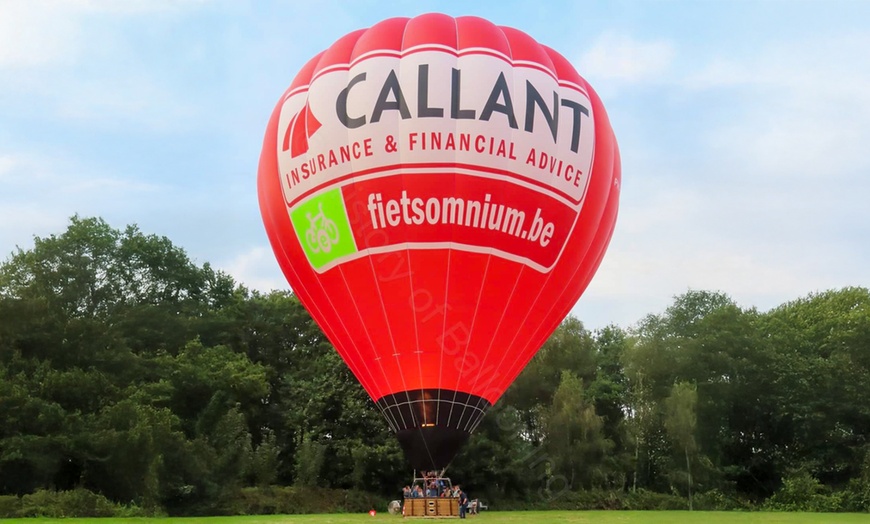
[290,188,357,270]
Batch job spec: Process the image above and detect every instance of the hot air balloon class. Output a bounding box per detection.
[258,13,620,472]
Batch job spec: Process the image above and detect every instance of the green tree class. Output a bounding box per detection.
[543,371,613,489]
[6,215,870,511]
[84,400,184,507]
[294,437,326,488]
[664,382,698,510]
[450,403,538,501]
[758,287,870,489]
[249,429,280,487]
[505,317,596,445]
[588,325,632,489]
[0,216,258,511]
[208,405,253,495]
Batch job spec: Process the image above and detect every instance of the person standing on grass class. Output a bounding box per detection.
[458,489,469,518]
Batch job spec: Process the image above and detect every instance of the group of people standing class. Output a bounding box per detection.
[401,481,460,498]
[401,472,472,518]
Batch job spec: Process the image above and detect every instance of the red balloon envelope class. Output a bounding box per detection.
[258,13,620,471]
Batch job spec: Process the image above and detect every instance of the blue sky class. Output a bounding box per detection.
[2,0,869,330]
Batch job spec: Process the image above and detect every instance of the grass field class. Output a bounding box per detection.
[2,512,868,524]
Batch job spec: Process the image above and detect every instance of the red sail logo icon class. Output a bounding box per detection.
[281,102,322,158]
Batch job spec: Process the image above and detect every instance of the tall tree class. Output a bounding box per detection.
[543,371,613,489]
[758,287,870,487]
[504,317,596,444]
[664,382,698,510]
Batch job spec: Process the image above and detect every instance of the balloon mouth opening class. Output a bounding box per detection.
[375,389,492,470]
[396,426,472,471]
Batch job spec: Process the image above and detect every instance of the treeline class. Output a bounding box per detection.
[0,217,869,515]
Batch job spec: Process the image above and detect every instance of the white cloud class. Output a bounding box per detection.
[578,33,675,84]
[0,155,15,177]
[615,186,703,236]
[0,0,207,131]
[0,150,163,258]
[0,1,82,68]
[53,74,198,130]
[218,246,288,292]
[0,151,158,192]
[573,187,861,330]
[687,35,870,94]
[71,0,209,14]
[0,0,200,69]
[568,28,870,329]
[687,35,870,179]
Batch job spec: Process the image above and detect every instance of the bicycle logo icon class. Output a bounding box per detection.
[304,203,340,254]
